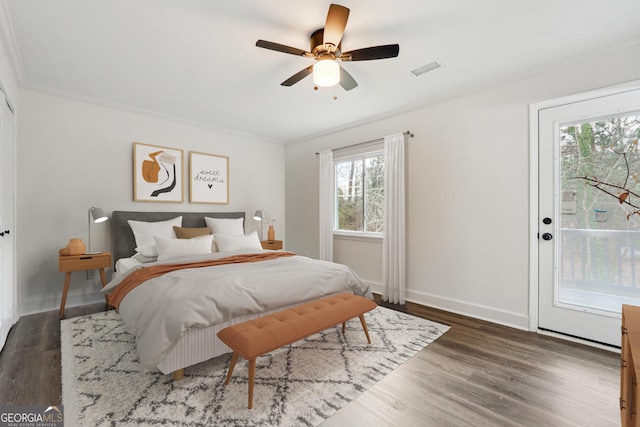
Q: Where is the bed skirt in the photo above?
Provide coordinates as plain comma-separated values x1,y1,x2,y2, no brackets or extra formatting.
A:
155,295,339,374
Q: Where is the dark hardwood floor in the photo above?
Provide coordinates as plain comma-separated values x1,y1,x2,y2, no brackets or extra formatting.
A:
0,298,620,426
0,302,111,406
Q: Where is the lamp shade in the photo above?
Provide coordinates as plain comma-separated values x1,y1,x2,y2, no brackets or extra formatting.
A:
313,59,340,87
253,210,263,221
90,207,108,223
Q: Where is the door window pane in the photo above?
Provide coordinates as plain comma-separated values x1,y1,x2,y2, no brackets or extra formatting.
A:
560,112,640,313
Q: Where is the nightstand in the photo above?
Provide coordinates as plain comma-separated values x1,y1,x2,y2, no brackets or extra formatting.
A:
58,252,112,319
260,240,283,250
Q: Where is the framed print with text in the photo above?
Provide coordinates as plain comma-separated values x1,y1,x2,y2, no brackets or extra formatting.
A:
189,151,229,204
133,142,184,202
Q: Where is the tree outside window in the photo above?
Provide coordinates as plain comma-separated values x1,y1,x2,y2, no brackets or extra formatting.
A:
335,153,384,233
560,113,640,291
561,114,640,229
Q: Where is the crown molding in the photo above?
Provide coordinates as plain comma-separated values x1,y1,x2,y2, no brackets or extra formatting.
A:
0,0,26,86
21,80,283,145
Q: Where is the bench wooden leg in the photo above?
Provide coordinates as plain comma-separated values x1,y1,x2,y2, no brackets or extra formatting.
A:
224,352,239,385
359,314,372,344
342,321,346,334
223,352,256,409
248,358,256,409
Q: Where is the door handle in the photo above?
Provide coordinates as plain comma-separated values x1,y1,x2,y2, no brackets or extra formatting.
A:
542,233,553,241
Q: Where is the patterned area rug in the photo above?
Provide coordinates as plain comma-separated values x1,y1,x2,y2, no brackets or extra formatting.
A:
61,306,449,426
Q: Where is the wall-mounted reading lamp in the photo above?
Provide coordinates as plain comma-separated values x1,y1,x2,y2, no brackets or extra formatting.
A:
88,207,108,254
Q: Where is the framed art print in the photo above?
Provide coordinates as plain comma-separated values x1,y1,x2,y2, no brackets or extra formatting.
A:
189,151,229,204
133,142,184,202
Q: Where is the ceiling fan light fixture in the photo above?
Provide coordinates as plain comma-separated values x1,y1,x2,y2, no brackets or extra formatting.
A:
313,59,340,87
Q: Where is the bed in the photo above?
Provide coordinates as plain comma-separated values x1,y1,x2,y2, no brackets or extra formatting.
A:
103,210,372,379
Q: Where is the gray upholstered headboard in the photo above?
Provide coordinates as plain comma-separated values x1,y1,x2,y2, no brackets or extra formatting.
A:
111,211,245,264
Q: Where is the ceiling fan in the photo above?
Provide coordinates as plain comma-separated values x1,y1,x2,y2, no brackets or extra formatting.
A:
256,3,399,91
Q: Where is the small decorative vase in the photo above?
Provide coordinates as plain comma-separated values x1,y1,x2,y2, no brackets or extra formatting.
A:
267,225,275,241
66,238,86,255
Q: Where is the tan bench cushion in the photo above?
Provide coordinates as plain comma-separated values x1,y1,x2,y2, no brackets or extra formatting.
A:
217,292,377,360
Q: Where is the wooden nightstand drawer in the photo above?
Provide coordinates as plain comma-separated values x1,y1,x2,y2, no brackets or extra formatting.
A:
58,251,112,319
261,240,283,250
59,252,112,272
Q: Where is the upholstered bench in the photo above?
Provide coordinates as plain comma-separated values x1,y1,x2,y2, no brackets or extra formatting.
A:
217,292,378,409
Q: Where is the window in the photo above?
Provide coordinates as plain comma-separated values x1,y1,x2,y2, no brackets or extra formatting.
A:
335,152,384,234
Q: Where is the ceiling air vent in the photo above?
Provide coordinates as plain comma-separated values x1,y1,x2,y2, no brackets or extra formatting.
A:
411,61,442,77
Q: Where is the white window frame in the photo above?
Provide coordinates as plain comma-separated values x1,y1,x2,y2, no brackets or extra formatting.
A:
333,149,384,240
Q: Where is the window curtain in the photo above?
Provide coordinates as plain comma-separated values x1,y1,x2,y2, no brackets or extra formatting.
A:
318,149,334,261
382,133,406,304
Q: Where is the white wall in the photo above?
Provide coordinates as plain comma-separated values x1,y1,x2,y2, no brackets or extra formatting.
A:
285,42,640,330
17,90,285,314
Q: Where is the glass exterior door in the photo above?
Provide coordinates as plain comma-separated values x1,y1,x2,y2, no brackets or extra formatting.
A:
539,88,640,346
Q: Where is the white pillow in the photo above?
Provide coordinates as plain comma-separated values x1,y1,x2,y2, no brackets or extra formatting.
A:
135,242,159,257
204,217,244,236
132,252,157,263
128,216,183,249
214,231,262,252
154,234,214,262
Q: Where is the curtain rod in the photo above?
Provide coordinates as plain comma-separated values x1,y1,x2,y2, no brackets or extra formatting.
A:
315,130,413,155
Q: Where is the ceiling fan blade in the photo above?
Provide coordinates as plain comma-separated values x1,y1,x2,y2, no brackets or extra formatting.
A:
341,44,400,61
339,67,358,91
281,65,314,86
323,4,350,49
256,40,309,57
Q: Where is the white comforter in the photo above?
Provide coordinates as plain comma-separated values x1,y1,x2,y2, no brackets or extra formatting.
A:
102,250,372,369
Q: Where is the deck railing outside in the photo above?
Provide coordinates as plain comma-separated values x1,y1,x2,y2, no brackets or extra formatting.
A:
561,228,640,296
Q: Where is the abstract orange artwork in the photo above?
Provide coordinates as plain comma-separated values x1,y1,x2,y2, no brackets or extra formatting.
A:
133,142,184,202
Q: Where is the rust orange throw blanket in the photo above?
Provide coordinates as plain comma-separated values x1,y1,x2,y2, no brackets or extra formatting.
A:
108,251,296,309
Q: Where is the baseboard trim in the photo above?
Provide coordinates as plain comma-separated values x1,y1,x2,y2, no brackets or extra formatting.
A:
20,293,106,317
366,281,529,331
23,281,530,332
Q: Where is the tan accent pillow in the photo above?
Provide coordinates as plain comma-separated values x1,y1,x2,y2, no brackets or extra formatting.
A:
173,226,211,239
173,226,218,252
